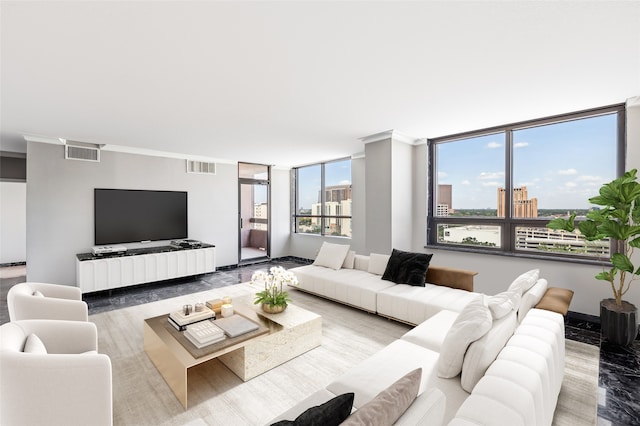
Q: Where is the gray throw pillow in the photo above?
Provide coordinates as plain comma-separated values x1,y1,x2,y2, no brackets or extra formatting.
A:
341,368,422,426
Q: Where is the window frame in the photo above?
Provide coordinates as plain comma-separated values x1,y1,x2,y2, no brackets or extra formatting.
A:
293,157,352,238
427,104,626,263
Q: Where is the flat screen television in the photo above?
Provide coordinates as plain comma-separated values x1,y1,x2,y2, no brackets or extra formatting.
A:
94,189,188,245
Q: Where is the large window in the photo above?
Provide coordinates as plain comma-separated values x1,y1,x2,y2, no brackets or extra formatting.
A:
428,104,624,260
294,158,352,237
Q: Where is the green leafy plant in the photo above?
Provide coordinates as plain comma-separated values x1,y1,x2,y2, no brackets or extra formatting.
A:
251,266,298,306
547,169,640,305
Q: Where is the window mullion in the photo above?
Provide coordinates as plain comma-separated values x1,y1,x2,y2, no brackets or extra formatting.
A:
320,163,326,235
504,129,513,252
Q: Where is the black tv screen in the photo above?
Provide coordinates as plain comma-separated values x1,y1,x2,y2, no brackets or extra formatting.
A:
94,189,188,245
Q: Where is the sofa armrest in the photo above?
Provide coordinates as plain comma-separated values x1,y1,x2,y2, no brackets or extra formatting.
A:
31,282,83,300
426,266,477,292
12,294,89,321
14,320,98,353
1,351,112,426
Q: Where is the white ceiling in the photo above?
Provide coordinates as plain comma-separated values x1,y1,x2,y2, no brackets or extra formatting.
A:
2,1,639,168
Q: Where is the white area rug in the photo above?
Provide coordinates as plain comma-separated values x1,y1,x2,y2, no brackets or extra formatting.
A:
90,283,599,426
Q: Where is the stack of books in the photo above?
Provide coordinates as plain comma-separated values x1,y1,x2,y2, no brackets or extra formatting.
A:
205,299,223,315
184,320,226,348
168,307,215,331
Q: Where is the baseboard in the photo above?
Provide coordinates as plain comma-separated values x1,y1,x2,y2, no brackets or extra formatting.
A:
0,261,26,268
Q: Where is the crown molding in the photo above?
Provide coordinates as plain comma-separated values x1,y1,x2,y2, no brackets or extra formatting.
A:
23,134,236,165
359,129,420,145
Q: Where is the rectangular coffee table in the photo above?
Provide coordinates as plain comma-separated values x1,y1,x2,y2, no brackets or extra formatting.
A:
144,300,322,409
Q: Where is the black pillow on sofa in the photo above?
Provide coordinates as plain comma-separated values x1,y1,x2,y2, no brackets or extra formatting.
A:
382,249,433,286
271,392,354,426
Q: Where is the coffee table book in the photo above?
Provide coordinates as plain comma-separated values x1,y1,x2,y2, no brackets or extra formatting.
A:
168,307,215,331
184,321,225,348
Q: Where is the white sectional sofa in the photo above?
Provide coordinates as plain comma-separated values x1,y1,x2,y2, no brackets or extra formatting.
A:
290,251,481,325
272,244,562,425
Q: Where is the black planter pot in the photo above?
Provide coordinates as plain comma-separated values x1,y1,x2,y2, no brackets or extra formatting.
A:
600,299,639,346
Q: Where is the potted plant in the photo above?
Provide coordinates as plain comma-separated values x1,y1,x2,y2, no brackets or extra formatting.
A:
547,169,639,346
250,266,298,314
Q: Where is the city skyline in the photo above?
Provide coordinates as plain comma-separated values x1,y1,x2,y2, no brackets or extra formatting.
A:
436,112,618,210
297,159,352,210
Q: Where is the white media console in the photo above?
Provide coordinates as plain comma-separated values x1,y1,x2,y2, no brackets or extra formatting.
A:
76,244,215,293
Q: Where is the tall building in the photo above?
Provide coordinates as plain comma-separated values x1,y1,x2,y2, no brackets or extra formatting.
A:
253,202,268,230
497,186,538,218
321,184,352,203
437,184,452,213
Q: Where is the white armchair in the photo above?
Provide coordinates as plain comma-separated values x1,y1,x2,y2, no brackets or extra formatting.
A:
0,320,112,426
7,282,88,321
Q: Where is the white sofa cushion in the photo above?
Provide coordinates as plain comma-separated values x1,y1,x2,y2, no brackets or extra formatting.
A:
377,284,481,325
313,242,351,270
401,309,459,352
327,339,439,409
394,388,445,426
354,255,369,271
291,265,395,312
507,269,539,295
368,253,390,275
23,333,47,354
342,250,356,269
518,278,548,323
460,310,517,392
438,299,492,378
487,290,521,319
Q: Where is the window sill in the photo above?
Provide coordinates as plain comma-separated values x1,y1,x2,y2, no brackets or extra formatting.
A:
424,243,613,267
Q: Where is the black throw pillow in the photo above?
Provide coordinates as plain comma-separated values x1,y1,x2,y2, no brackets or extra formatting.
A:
271,392,355,426
382,249,433,286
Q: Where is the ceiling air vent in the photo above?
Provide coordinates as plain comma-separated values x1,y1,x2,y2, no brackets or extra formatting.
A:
64,143,100,162
187,160,216,175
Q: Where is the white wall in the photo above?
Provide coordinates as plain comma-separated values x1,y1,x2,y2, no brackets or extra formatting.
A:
365,139,392,253
391,139,413,251
270,168,291,258
26,142,242,285
0,181,26,263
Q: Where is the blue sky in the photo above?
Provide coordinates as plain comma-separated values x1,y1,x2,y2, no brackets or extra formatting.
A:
437,113,618,210
297,159,352,210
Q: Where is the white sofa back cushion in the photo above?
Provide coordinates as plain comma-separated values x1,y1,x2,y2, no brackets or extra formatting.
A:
313,242,351,270
438,299,492,378
368,253,390,275
342,250,356,269
354,255,369,271
507,269,539,295
518,278,548,323
487,290,521,320
460,310,518,392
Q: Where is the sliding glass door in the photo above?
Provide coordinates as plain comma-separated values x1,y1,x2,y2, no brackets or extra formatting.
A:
238,163,270,263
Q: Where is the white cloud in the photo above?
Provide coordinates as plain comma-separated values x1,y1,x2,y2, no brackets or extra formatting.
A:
486,142,502,149
478,171,504,180
565,182,578,188
482,181,501,187
576,175,602,182
514,142,529,148
461,179,471,185
438,171,448,179
558,168,578,176
339,180,351,185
